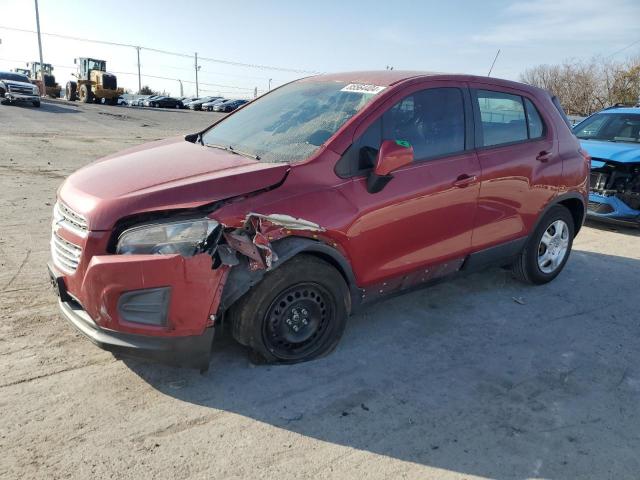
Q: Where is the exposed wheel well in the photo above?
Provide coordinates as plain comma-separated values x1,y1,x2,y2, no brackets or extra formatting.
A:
558,198,585,234
302,250,352,289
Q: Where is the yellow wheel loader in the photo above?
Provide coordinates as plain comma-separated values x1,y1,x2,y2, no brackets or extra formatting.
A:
65,58,123,105
29,62,60,98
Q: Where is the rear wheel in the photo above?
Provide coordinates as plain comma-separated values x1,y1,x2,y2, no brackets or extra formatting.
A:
512,205,574,284
79,84,93,103
231,255,349,364
64,81,77,101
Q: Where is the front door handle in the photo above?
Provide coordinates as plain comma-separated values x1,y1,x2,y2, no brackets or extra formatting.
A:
453,174,477,188
536,150,552,163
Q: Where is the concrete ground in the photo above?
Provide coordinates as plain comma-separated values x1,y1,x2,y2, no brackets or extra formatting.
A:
1,99,639,480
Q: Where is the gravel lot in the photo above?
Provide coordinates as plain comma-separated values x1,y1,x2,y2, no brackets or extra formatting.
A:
1,99,639,480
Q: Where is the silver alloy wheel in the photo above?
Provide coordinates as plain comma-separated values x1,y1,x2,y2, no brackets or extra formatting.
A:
537,219,570,274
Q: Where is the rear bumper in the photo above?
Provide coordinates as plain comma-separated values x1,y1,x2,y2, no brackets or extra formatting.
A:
4,92,39,102
58,295,215,370
587,192,640,226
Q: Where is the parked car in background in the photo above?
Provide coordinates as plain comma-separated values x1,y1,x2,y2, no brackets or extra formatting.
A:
49,72,588,370
187,96,221,111
178,97,198,108
0,71,41,107
202,98,228,111
212,99,249,112
142,95,163,107
573,105,640,226
148,96,183,108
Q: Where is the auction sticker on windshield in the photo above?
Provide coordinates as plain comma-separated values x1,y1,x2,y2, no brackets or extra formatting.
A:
340,83,386,95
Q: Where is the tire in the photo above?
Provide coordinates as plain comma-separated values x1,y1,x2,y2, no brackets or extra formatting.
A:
65,81,77,101
231,255,350,364
512,205,574,284
32,101,40,108
79,84,93,103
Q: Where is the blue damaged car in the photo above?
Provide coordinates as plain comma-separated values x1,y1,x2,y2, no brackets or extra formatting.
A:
573,105,640,226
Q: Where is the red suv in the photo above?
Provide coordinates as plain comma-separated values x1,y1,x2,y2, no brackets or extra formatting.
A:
49,71,589,370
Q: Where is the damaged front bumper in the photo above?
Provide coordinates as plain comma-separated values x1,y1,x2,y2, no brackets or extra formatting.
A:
587,192,640,225
56,290,215,369
49,245,228,370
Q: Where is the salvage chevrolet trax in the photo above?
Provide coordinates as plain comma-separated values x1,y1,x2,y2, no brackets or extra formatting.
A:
49,71,589,370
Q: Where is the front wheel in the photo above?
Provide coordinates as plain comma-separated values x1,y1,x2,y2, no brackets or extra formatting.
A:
231,255,349,364
32,101,41,108
512,205,574,284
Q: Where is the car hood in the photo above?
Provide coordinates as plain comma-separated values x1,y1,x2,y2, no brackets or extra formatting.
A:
59,136,289,230
579,139,640,167
1,79,34,89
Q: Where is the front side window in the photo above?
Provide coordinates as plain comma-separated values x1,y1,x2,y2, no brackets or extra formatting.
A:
476,90,527,146
87,60,106,72
574,113,640,144
336,87,466,177
383,88,465,161
201,81,382,164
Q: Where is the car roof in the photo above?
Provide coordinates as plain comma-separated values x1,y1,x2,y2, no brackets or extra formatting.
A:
299,70,546,93
599,107,640,115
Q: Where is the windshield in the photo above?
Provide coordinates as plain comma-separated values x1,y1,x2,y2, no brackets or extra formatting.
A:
201,80,382,163
574,113,640,143
0,72,30,82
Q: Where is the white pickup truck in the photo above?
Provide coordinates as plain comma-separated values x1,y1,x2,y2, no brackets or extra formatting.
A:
0,71,41,107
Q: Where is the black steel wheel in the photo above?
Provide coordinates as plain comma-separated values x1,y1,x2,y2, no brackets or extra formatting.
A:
262,282,335,360
231,254,349,364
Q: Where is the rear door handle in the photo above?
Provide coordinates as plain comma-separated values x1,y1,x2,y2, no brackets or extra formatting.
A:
453,174,477,188
536,151,552,163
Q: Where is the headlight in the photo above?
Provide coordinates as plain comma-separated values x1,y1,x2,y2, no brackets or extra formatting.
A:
116,218,219,255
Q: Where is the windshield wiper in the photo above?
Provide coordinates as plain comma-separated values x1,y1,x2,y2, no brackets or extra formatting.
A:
228,145,261,161
204,143,260,160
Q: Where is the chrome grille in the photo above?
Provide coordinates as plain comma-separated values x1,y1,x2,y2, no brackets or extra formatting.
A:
7,83,34,94
53,202,88,237
51,231,82,274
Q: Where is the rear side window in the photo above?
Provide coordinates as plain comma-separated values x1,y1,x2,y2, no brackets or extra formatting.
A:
476,90,527,146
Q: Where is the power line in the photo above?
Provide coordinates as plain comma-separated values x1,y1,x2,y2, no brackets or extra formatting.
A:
1,58,263,92
0,25,320,74
607,38,640,58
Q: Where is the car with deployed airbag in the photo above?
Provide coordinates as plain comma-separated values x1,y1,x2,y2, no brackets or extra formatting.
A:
49,71,588,370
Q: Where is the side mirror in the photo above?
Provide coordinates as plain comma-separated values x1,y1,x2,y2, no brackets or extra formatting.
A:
367,139,414,193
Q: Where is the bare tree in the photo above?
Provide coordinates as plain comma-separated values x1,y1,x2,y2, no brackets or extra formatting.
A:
520,56,640,116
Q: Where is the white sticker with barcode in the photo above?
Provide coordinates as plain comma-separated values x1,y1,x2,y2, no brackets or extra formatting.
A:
340,83,386,95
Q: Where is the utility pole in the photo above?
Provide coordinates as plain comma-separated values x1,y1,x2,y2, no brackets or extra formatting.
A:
268,78,272,91
136,47,141,94
194,52,199,97
34,0,44,92
178,79,183,97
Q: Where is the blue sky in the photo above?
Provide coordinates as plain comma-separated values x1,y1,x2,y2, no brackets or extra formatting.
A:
0,0,638,97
